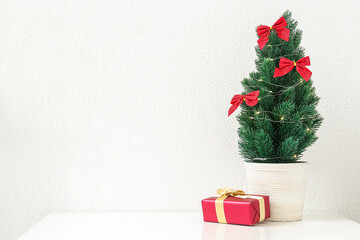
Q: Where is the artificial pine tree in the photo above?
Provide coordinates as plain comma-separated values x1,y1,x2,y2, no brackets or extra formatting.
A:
229,11,323,163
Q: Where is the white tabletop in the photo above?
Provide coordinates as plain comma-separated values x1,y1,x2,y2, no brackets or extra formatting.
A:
19,212,360,240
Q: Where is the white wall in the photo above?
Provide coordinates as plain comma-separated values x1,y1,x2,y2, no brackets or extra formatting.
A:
1,0,359,239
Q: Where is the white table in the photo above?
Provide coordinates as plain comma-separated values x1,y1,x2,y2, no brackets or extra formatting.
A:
19,213,360,240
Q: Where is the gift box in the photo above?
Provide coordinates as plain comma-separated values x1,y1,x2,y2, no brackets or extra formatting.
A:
201,188,270,226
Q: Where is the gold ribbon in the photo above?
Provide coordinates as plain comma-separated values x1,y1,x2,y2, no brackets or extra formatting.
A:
215,188,265,224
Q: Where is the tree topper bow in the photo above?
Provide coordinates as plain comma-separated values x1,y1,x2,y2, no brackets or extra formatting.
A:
257,16,290,50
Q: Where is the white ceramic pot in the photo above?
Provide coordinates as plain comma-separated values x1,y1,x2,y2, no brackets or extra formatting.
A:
244,162,310,221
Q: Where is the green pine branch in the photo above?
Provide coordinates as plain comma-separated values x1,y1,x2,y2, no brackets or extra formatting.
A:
238,10,323,163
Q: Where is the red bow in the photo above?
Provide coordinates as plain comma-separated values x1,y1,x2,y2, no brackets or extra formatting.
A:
257,17,290,50
273,56,312,81
228,91,259,117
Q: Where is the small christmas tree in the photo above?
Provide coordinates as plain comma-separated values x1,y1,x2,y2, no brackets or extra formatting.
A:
229,11,323,163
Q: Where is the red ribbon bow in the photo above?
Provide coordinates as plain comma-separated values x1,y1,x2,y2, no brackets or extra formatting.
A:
257,17,290,50
273,56,312,81
228,91,259,117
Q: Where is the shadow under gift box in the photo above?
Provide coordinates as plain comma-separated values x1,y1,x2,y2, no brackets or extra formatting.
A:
201,195,270,226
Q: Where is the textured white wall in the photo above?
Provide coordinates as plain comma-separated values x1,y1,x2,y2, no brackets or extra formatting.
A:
1,0,359,239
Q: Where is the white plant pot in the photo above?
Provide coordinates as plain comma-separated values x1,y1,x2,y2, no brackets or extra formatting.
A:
244,162,310,221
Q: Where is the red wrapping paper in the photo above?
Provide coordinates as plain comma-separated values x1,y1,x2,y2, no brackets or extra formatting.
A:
201,195,270,226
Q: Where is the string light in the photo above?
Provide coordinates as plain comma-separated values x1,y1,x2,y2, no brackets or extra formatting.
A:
243,109,314,132
247,116,312,133
270,53,301,61
265,41,286,47
255,78,288,89
237,52,315,155
239,53,312,162
250,154,303,161
248,117,284,123
244,109,317,121
247,79,304,101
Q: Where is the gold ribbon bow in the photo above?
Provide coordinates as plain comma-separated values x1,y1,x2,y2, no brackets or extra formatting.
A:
217,188,245,198
215,188,265,224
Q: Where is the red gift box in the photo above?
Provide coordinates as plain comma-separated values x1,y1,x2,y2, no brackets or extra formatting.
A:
201,188,270,226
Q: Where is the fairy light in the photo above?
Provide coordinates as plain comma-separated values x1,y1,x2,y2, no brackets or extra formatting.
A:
251,154,303,161
271,53,301,61
235,53,315,135
264,41,286,48
234,53,315,162
244,109,317,133
247,109,318,121
255,78,288,89
248,115,316,130
249,75,306,98
246,80,304,101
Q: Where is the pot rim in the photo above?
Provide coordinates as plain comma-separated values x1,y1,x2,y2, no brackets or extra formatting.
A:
244,161,310,170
